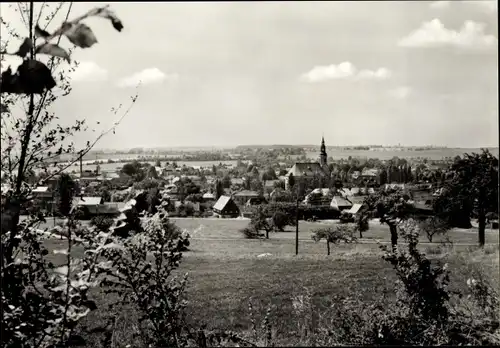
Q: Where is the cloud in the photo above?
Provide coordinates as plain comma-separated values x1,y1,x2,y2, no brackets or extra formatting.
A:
429,1,451,9
430,1,496,12
398,19,497,49
462,0,497,12
300,62,391,83
389,86,411,99
117,68,178,88
69,61,108,82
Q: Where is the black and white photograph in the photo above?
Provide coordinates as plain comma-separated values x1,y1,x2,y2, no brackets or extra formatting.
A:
1,1,498,346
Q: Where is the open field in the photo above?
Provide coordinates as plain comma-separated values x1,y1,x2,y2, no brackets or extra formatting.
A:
39,217,499,346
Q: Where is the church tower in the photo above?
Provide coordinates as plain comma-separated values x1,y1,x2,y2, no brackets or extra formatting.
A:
319,136,327,167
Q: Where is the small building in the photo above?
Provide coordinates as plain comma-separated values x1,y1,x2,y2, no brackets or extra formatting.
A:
202,192,215,202
330,196,353,211
233,190,260,206
213,195,240,218
32,186,52,199
72,196,104,215
230,178,245,186
245,197,267,207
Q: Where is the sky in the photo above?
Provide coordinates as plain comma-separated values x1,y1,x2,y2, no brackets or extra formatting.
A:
0,1,498,149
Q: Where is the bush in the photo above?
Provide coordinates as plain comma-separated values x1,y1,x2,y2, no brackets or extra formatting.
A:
90,216,114,231
272,211,291,231
240,226,263,239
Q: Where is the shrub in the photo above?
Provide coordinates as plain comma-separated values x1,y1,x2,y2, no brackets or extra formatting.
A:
272,211,291,231
240,226,263,239
90,216,114,231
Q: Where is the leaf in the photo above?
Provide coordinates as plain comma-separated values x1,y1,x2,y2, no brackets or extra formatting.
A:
35,24,52,39
65,23,98,48
15,38,33,57
0,102,9,113
89,7,124,32
17,59,56,94
35,43,71,62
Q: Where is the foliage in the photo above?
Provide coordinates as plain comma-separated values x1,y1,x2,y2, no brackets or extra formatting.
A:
272,211,291,232
98,209,191,347
1,216,123,347
418,216,450,243
311,225,357,255
370,218,500,345
434,150,498,246
90,215,114,231
55,173,77,216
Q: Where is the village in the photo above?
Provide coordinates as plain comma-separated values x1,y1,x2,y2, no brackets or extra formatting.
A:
12,137,497,236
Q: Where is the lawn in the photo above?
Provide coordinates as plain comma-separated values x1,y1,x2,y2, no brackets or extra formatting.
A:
38,217,499,346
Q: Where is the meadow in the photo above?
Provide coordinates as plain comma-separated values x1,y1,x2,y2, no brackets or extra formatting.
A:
40,217,499,346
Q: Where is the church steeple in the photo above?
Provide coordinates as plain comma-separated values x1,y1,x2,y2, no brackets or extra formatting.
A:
319,135,327,167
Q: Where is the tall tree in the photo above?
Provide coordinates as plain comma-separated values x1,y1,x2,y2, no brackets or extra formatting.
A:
434,150,498,247
55,173,76,216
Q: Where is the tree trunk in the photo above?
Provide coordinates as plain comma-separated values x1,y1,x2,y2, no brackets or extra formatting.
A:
389,223,398,250
266,229,269,239
478,209,486,247
327,241,330,256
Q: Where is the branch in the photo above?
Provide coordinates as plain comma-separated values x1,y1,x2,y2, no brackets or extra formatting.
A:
38,93,139,185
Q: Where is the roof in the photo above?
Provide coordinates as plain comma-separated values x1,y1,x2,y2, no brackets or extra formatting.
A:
231,178,245,185
330,196,353,210
347,204,363,215
73,197,103,206
33,186,49,193
264,180,279,188
233,190,259,197
361,168,379,177
202,192,215,199
287,162,327,177
213,195,232,211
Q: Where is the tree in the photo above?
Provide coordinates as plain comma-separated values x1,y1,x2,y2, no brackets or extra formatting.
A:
288,173,295,191
55,173,76,216
361,188,415,249
215,179,224,200
155,159,161,167
311,225,357,255
272,211,291,231
1,3,135,347
147,165,159,179
262,167,277,181
221,175,232,188
418,216,449,243
434,150,498,247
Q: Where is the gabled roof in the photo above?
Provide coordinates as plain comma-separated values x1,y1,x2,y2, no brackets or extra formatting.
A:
330,196,353,210
73,197,103,206
233,190,259,197
202,192,215,199
287,162,327,177
231,178,245,185
213,195,233,211
33,186,50,193
361,168,379,177
347,204,363,215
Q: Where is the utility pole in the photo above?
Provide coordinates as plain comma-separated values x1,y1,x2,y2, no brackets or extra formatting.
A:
295,183,299,255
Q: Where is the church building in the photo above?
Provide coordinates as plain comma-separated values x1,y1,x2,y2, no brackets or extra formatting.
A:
285,137,331,190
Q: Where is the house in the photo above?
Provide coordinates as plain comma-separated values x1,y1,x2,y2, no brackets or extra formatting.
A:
202,192,215,202
213,195,240,218
330,196,353,211
230,178,245,186
32,186,52,199
361,168,379,179
245,197,267,207
71,196,104,216
233,190,260,206
263,180,280,189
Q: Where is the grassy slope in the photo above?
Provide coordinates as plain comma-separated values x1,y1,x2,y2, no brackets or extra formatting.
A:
40,218,498,346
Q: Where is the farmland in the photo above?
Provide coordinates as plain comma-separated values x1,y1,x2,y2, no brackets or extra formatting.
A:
41,217,499,346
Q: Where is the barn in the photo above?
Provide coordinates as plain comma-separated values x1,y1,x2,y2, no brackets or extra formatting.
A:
213,195,240,218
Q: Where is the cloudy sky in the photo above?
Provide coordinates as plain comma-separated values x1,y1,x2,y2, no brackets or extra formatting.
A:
1,1,498,149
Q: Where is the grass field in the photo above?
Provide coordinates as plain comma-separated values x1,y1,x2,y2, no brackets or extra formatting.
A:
39,217,499,346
